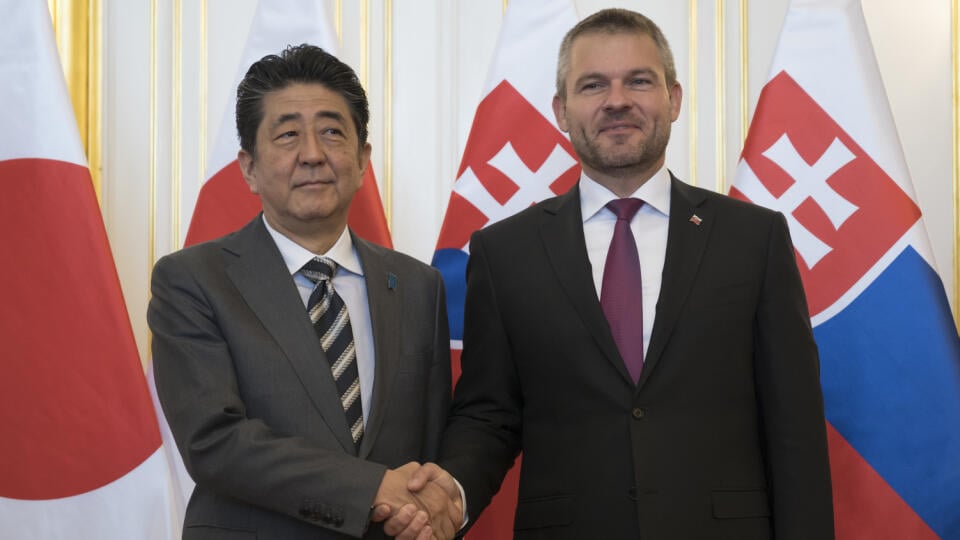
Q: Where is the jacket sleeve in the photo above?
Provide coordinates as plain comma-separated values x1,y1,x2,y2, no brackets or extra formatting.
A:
754,213,835,539
438,232,524,525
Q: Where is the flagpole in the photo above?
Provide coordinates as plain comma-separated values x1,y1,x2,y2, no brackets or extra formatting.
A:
384,0,394,230
689,0,699,187
740,0,749,148
953,0,960,327
715,0,726,194
172,0,183,249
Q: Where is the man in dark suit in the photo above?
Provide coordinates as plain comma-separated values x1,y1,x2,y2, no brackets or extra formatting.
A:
149,44,461,540
391,8,834,540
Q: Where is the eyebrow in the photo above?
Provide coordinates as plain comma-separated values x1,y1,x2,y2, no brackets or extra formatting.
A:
270,110,346,129
574,67,660,86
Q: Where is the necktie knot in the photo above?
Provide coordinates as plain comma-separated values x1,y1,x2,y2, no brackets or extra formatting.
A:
606,198,644,221
301,256,336,284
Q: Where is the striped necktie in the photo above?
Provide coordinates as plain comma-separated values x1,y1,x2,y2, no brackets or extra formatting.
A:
302,257,363,446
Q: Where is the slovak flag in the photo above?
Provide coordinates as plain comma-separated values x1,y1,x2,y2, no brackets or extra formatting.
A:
431,0,579,537
0,2,177,538
184,0,391,248
730,0,960,538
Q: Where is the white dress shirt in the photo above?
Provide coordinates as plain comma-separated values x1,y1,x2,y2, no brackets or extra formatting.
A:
263,217,375,426
580,166,672,358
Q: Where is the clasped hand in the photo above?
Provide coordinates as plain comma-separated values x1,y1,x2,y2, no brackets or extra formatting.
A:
371,462,463,540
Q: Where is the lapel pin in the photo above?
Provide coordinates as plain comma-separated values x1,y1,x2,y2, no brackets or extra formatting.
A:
387,273,398,290
689,214,702,226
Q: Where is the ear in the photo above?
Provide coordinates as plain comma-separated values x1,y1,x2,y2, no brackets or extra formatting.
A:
668,82,683,122
552,94,569,132
237,149,258,194
358,143,372,185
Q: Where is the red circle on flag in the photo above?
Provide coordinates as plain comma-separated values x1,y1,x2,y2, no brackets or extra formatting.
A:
0,159,160,499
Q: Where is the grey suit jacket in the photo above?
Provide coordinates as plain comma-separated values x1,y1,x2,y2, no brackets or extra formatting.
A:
149,216,450,540
441,177,833,539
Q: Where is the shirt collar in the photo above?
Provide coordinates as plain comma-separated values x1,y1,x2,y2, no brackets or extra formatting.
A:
261,215,364,277
579,165,672,222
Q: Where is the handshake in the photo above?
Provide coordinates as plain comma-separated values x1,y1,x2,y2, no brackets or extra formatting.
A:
371,462,464,540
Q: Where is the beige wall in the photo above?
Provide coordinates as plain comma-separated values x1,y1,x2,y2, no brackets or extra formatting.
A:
87,0,955,363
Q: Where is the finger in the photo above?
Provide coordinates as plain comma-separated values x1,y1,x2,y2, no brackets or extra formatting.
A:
446,499,464,529
382,504,418,536
394,511,430,540
433,516,455,540
416,524,433,540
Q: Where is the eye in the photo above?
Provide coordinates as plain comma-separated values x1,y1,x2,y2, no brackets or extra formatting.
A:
276,130,298,140
579,81,605,93
322,127,344,137
629,76,653,88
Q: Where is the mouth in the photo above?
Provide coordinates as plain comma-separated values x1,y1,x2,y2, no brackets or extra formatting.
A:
598,122,641,134
293,178,334,189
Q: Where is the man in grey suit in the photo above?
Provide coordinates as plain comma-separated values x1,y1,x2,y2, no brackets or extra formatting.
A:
149,44,461,540
391,8,833,540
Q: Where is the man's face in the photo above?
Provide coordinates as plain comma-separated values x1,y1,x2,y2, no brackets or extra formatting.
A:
553,31,681,184
238,82,371,238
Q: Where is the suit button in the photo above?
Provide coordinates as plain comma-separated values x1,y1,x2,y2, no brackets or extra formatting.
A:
632,407,645,419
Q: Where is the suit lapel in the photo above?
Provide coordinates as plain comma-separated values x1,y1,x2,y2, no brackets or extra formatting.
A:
539,187,635,386
222,217,356,453
352,236,401,458
640,177,712,388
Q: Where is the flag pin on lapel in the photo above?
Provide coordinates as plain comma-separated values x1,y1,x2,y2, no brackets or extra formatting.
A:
387,273,398,290
689,214,703,226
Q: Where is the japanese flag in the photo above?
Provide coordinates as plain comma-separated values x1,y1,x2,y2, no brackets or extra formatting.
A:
0,2,178,538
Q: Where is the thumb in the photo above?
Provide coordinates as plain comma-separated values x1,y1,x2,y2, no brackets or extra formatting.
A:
407,462,440,492
369,503,392,523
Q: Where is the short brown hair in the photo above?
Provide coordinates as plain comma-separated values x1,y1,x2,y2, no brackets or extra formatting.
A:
556,8,677,99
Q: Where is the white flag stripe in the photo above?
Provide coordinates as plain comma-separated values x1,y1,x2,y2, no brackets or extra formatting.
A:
0,2,85,165
0,451,176,540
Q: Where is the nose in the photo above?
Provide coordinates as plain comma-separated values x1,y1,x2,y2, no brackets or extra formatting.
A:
604,81,630,111
299,132,326,166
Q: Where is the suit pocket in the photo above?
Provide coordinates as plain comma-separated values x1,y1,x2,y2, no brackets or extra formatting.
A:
712,489,770,519
514,494,575,530
183,524,257,539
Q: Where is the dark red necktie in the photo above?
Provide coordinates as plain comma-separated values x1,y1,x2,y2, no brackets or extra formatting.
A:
600,198,645,383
